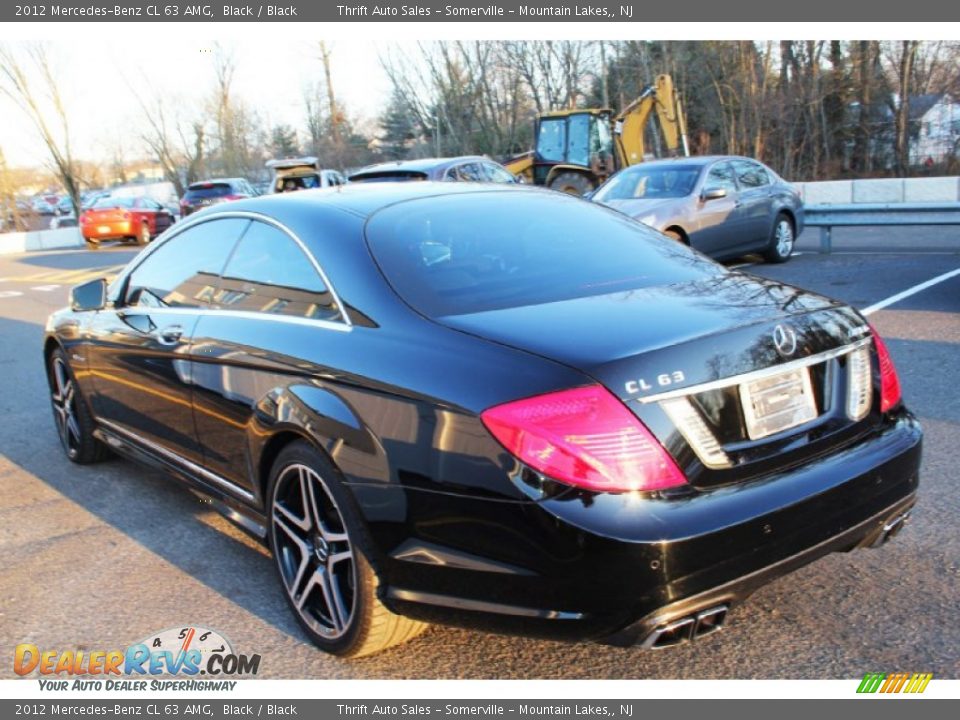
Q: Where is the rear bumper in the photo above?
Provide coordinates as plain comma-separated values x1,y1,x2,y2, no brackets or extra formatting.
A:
603,491,915,647
379,411,922,644
82,221,132,240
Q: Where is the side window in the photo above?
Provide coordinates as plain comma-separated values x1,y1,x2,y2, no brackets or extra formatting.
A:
705,162,737,193
215,221,343,322
566,114,591,167
536,118,566,163
733,160,770,188
483,163,516,184
124,218,249,308
456,163,484,182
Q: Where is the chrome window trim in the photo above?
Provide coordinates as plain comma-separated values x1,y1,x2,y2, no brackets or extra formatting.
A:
98,418,255,503
117,306,351,333
116,210,353,329
635,337,873,405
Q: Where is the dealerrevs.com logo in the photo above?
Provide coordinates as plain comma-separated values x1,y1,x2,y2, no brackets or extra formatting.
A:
14,626,261,691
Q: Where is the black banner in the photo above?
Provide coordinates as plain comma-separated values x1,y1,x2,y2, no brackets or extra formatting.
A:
2,0,957,22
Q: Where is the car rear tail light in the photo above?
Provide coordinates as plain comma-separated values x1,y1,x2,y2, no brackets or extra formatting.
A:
224,194,247,201
122,212,130,219
846,345,872,421
480,385,687,493
869,324,902,413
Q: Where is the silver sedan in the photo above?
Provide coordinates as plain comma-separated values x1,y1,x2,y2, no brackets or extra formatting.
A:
590,156,804,263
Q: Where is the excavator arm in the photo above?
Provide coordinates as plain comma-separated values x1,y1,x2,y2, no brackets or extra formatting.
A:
614,74,689,167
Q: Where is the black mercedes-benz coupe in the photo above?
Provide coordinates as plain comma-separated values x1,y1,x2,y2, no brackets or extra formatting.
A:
44,183,921,658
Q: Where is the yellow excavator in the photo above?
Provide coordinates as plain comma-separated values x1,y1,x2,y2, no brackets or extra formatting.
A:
504,74,689,195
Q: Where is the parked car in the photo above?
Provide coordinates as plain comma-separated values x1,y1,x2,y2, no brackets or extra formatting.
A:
180,179,258,217
50,214,78,230
267,157,346,193
591,156,804,263
82,191,112,210
348,156,518,184
79,195,175,247
32,197,57,215
55,195,76,216
46,183,919,658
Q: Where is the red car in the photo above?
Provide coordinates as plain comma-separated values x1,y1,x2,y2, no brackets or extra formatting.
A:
80,196,175,247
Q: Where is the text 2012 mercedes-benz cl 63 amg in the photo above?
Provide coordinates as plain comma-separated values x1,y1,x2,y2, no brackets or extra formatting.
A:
44,183,921,657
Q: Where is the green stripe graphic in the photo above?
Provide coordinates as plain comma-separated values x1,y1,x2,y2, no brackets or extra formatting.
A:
857,672,886,693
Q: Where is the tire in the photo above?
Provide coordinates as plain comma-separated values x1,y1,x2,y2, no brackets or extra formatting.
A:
763,213,794,263
548,171,595,197
267,441,428,657
663,229,686,244
136,222,151,246
85,239,100,250
47,347,110,464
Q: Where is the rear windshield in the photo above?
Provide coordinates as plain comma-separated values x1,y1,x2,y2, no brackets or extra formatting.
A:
349,171,428,183
92,196,136,209
185,183,233,199
366,191,721,317
594,165,702,202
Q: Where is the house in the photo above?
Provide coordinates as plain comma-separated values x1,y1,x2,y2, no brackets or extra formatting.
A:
909,93,959,166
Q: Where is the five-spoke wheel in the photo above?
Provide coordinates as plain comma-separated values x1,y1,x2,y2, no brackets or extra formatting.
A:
272,462,356,639
47,347,108,464
765,213,794,263
267,441,428,657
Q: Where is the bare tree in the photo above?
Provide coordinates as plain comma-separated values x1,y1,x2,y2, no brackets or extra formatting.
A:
0,44,83,215
135,94,206,196
886,41,920,175
0,146,26,232
207,44,264,177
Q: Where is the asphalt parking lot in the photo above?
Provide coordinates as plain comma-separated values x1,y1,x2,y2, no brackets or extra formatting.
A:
1,227,958,679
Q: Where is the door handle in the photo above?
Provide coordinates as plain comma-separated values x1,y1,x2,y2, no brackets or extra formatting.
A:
155,324,184,346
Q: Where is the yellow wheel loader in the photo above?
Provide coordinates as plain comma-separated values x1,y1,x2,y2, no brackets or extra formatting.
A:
504,74,689,196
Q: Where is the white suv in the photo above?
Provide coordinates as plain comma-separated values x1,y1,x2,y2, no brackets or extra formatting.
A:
267,157,347,193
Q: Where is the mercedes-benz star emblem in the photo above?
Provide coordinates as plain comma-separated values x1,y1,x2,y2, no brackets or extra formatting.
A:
773,324,798,357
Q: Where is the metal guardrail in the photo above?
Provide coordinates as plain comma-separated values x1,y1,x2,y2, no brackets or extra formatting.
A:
804,202,960,253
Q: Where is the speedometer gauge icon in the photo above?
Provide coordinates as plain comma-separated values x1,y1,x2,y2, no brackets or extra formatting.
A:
137,626,233,672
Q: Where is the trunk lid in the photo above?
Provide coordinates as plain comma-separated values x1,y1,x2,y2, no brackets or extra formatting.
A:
84,207,129,223
441,272,877,488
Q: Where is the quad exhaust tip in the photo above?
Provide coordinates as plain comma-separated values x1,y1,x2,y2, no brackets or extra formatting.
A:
870,510,912,548
641,604,728,649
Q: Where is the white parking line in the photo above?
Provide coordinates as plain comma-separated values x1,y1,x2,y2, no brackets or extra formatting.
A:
31,285,61,292
830,251,960,256
0,290,24,298
861,266,960,316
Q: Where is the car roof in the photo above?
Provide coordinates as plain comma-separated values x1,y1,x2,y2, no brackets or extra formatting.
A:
188,178,248,187
633,155,766,168
350,156,491,176
210,181,550,219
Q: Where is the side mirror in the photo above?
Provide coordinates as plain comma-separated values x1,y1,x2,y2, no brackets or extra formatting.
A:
701,187,728,201
70,278,107,312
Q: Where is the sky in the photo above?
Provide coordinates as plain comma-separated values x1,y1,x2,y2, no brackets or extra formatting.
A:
2,22,951,171
0,33,397,168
